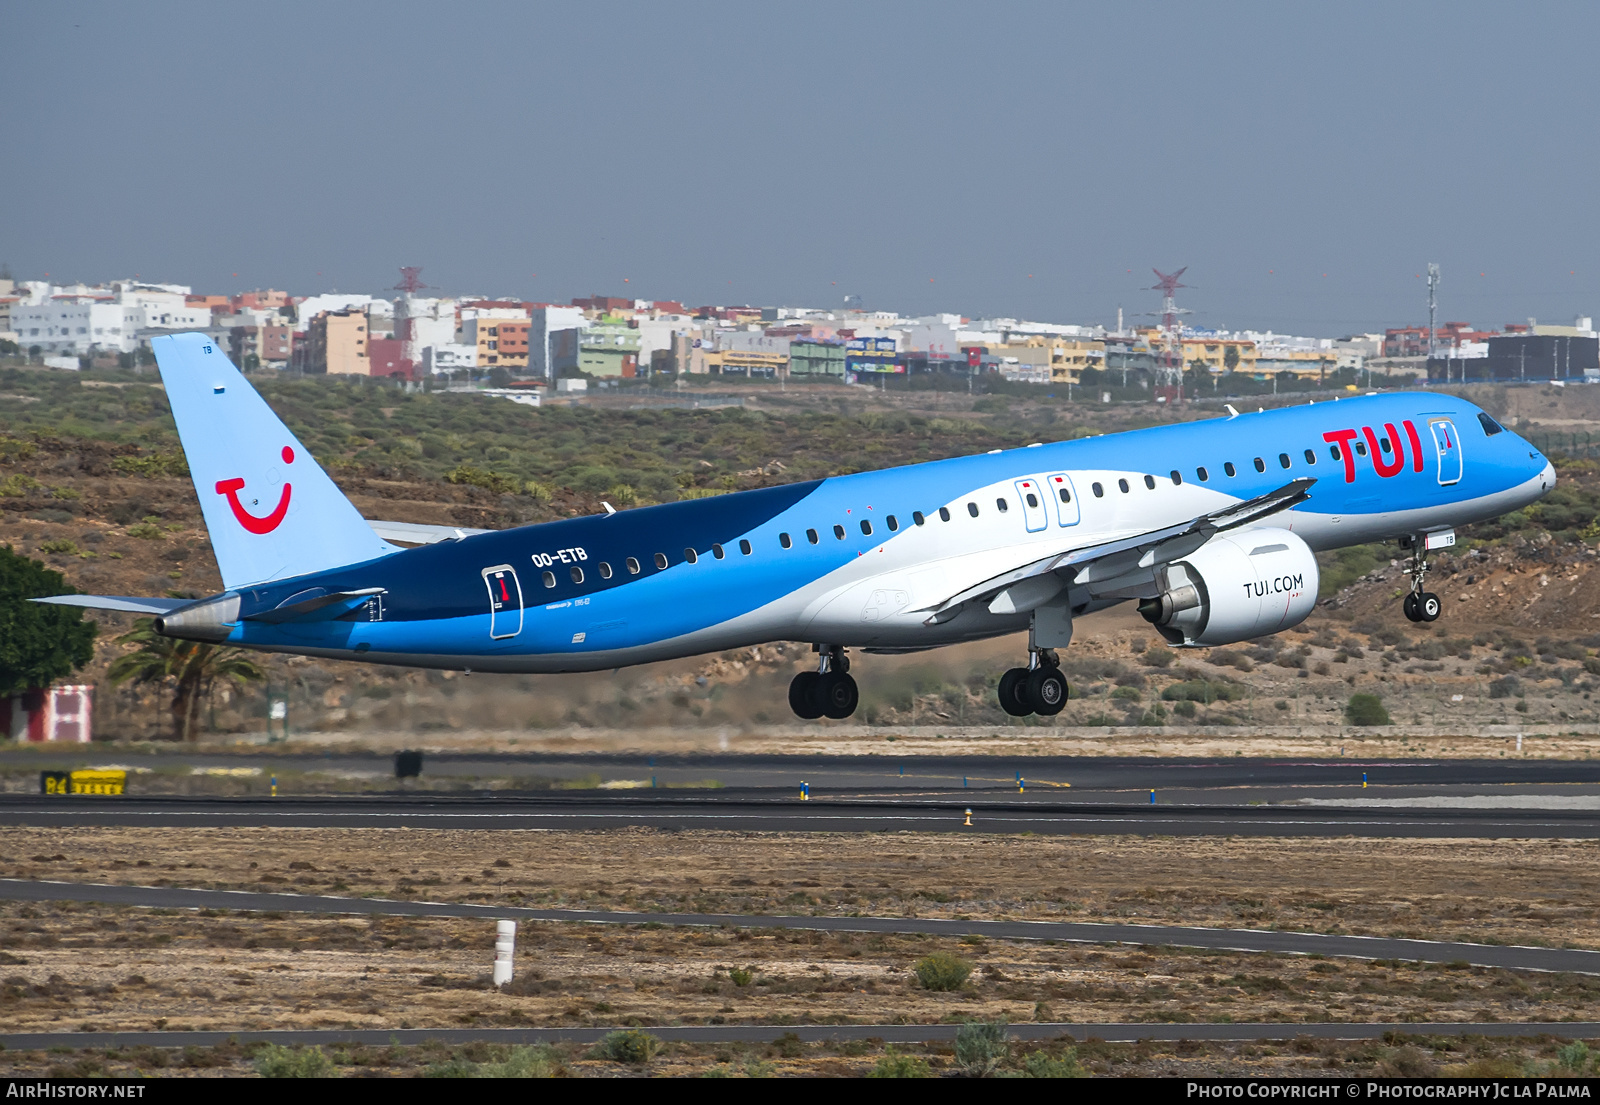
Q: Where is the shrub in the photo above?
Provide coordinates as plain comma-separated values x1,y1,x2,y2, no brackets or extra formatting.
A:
1557,1041,1590,1073
37,539,79,556
954,1020,1009,1077
0,474,41,497
254,1044,338,1078
444,464,521,495
728,966,753,987
1172,700,1197,718
1161,680,1242,703
912,951,972,991
1141,647,1175,668
1345,694,1391,726
594,1030,661,1064
1489,675,1521,699
1017,1049,1086,1078
867,1047,933,1078
111,452,188,478
125,522,163,540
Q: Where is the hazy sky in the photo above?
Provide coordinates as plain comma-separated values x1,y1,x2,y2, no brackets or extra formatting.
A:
5,1,1599,335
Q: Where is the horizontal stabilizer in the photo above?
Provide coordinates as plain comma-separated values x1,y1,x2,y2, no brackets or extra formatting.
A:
31,595,191,616
366,520,492,545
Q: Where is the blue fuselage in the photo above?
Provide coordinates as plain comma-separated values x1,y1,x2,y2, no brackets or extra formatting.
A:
220,392,1552,672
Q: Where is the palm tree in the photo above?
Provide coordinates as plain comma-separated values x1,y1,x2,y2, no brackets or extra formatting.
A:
108,620,265,741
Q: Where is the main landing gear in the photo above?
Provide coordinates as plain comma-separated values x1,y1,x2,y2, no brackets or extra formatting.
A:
789,646,859,720
1400,536,1442,624
998,649,1068,717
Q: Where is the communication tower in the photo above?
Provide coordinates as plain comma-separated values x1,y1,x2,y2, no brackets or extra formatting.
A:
1147,267,1191,404
394,267,428,296
1426,263,1440,359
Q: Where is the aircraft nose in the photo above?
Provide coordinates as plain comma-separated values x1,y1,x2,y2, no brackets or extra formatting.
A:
1535,454,1555,492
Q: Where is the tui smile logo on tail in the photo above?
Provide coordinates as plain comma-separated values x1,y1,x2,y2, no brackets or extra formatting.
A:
215,446,295,534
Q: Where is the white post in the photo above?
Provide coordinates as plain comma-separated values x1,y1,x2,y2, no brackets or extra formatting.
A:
493,919,516,987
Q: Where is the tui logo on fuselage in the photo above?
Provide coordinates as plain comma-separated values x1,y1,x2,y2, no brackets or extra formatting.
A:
1322,422,1427,483
215,446,295,534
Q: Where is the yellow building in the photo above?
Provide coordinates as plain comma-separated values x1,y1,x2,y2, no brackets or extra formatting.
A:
986,338,1105,384
1254,350,1338,378
1181,338,1257,375
297,308,369,375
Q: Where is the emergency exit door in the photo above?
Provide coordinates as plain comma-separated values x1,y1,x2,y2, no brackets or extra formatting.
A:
1430,419,1462,485
482,564,523,639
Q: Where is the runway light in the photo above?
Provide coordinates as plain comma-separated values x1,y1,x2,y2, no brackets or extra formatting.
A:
964,808,973,826
1149,789,1155,805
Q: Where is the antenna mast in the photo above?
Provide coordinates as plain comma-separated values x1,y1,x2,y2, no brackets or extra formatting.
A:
1426,262,1439,360
1147,267,1191,405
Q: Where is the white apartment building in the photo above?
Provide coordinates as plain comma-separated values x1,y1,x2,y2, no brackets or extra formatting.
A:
395,297,458,371
529,305,588,379
294,294,381,332
10,299,130,355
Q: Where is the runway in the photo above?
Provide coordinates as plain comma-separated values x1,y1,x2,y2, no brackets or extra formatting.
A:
4,1021,1596,1051
7,878,1599,975
3,790,1599,837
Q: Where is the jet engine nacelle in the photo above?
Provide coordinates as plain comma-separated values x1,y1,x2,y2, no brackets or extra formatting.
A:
1138,527,1319,647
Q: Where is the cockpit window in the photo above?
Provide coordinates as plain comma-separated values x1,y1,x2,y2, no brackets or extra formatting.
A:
1478,412,1504,436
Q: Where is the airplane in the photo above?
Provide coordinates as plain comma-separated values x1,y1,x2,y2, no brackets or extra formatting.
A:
38,332,1555,721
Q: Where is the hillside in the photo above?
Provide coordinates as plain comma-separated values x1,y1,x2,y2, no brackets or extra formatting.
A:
4,361,1600,741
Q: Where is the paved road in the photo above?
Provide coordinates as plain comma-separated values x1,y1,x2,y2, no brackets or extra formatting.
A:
2,1022,1596,1051
8,750,1600,795
7,878,1598,975
3,791,1598,837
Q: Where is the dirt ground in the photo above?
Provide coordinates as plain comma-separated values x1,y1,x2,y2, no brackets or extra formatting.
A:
3,827,1600,1047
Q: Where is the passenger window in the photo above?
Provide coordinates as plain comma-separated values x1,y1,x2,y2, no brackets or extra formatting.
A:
1170,471,1181,485
1092,482,1104,497
654,552,668,570
712,543,725,559
1224,462,1237,477
886,515,899,531
1025,493,1039,508
912,511,925,525
1479,412,1504,436
1117,478,1129,493
1355,441,1367,456
1304,449,1317,464
861,519,874,535
1329,445,1341,460
939,507,951,521
1279,453,1291,468
683,548,698,565
626,557,640,575
740,539,752,555
780,532,793,548
542,571,556,588
967,502,979,517
598,562,613,579
1058,487,1071,503
833,524,846,539
1379,436,1392,454
995,498,1008,513
806,528,819,544
1143,474,1156,490
1253,457,1265,472
569,565,584,584
1197,467,1208,481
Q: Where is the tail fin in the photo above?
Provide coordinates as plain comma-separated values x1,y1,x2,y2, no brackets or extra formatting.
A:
152,332,396,589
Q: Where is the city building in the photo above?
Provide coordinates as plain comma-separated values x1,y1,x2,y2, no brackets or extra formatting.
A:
578,323,641,377
294,308,370,374
789,339,846,379
1181,337,1257,376
529,305,588,379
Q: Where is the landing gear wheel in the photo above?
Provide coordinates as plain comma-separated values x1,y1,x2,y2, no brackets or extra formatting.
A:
818,672,859,719
788,672,823,719
999,667,1033,717
1026,667,1069,716
1418,592,1442,622
1402,593,1422,623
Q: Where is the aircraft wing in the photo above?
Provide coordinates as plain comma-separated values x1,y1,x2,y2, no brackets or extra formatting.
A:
923,477,1315,619
366,520,493,545
31,595,193,615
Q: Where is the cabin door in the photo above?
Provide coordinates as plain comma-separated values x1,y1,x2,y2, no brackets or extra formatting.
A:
482,564,524,639
1430,419,1463,486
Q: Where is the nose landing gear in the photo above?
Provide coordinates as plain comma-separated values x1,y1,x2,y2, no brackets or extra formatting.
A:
1400,535,1443,624
788,646,858,720
999,649,1068,717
